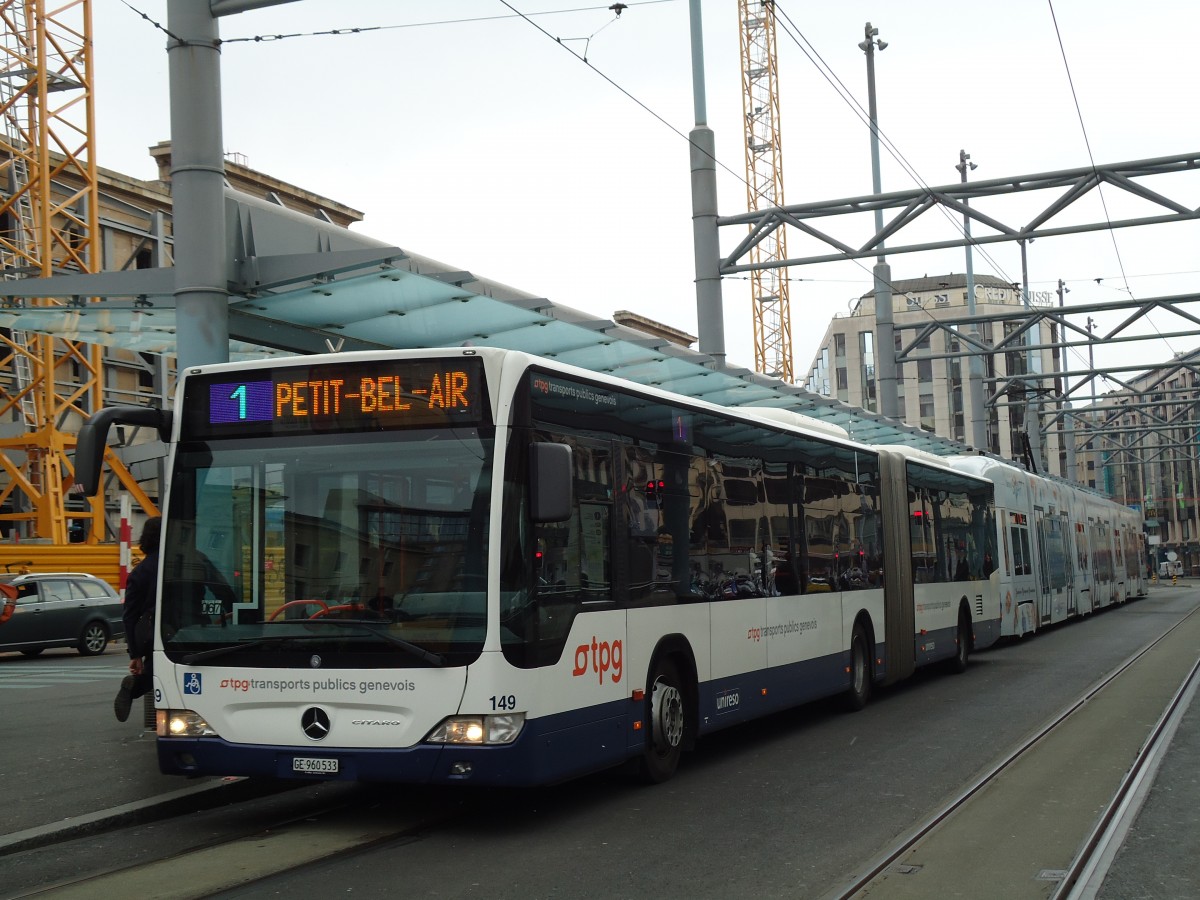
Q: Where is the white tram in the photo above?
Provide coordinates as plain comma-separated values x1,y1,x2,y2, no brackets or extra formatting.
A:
947,456,1147,638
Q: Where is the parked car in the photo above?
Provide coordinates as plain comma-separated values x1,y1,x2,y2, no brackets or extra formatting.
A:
0,572,124,656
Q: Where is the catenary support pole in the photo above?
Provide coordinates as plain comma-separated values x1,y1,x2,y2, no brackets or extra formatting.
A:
1020,239,1043,469
167,0,228,369
862,23,896,419
957,150,988,451
689,0,725,368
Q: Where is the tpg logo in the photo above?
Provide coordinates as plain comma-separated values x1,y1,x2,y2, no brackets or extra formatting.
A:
572,636,623,684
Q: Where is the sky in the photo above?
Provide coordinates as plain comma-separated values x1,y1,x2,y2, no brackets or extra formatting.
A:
92,0,1200,393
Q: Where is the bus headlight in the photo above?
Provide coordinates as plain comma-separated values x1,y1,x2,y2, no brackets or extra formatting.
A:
426,713,525,745
157,709,219,738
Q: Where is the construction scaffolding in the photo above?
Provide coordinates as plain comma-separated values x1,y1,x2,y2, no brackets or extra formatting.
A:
0,0,152,543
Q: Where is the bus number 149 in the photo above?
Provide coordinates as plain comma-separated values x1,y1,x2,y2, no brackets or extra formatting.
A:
490,694,517,711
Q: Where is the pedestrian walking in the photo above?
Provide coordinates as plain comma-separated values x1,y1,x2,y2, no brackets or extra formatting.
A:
114,517,161,722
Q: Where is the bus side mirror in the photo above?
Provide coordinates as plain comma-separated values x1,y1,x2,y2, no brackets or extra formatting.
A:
74,406,173,496
530,442,572,523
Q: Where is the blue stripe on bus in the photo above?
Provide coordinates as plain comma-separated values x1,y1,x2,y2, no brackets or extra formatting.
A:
156,704,633,787
155,635,976,786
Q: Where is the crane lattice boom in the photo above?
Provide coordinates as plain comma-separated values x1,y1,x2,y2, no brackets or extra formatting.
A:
738,0,793,382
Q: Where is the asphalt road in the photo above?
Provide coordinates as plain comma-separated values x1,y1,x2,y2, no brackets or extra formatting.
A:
2,587,1197,899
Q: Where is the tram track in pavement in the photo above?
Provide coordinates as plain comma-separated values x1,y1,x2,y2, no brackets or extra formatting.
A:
6,599,1196,899
827,601,1200,900
5,799,445,899
0,780,468,899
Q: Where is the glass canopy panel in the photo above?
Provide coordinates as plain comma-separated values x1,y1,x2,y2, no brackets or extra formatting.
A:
7,266,972,456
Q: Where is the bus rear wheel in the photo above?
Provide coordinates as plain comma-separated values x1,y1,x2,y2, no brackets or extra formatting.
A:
639,658,686,783
951,609,971,674
844,625,871,712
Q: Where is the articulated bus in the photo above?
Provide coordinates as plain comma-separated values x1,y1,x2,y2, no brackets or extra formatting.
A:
77,347,1007,785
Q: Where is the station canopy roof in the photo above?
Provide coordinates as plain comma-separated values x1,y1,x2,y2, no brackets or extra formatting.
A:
0,203,971,457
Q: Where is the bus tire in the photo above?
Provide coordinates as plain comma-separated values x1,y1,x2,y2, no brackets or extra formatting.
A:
844,624,871,712
639,657,686,784
951,608,971,674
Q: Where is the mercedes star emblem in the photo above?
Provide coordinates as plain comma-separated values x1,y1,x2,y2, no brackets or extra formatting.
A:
301,707,331,741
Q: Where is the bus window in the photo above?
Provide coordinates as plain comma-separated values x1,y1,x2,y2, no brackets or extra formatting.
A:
626,444,698,603
535,436,613,606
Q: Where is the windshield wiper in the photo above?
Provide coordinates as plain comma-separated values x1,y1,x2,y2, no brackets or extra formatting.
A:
180,624,447,667
181,635,315,665
310,619,447,667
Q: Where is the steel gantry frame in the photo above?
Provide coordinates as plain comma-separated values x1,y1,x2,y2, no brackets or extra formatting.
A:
718,152,1200,271
717,150,1200,462
738,0,793,382
892,291,1200,409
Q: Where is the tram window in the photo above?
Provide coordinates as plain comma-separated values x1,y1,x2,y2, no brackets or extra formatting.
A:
1002,523,1013,576
1040,516,1070,590
1009,526,1029,576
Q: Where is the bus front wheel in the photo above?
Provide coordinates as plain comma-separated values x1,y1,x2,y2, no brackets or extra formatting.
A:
844,625,871,711
639,657,686,783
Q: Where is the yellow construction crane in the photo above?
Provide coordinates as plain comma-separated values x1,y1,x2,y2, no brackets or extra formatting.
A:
0,0,153,544
738,0,793,382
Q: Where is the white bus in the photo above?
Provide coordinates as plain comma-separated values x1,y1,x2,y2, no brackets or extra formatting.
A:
78,348,1001,785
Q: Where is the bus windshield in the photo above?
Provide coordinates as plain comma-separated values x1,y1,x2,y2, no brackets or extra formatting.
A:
160,427,493,668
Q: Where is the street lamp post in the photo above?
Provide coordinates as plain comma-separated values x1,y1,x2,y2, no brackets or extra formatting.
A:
860,23,897,419
1058,278,1076,480
956,150,988,450
1018,239,1044,470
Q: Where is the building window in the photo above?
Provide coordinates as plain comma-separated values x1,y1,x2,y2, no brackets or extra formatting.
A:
834,333,846,359
917,358,933,383
919,395,936,432
859,331,876,412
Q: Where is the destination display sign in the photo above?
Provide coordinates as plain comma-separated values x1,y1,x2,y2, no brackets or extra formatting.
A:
183,357,486,439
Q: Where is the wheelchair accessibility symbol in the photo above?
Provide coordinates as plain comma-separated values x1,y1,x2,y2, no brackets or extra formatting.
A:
184,672,202,695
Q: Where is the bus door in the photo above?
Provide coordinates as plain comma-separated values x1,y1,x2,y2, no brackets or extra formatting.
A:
1089,519,1113,607
1004,511,1036,635
1036,510,1072,624
1063,517,1078,616
1033,507,1052,626
1113,527,1126,600
1073,521,1092,614
1136,532,1149,596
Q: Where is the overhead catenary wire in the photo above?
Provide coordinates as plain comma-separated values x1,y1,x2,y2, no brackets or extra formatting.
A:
770,1,1132,392
1046,0,1177,366
123,0,1056,397
116,0,1174,401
